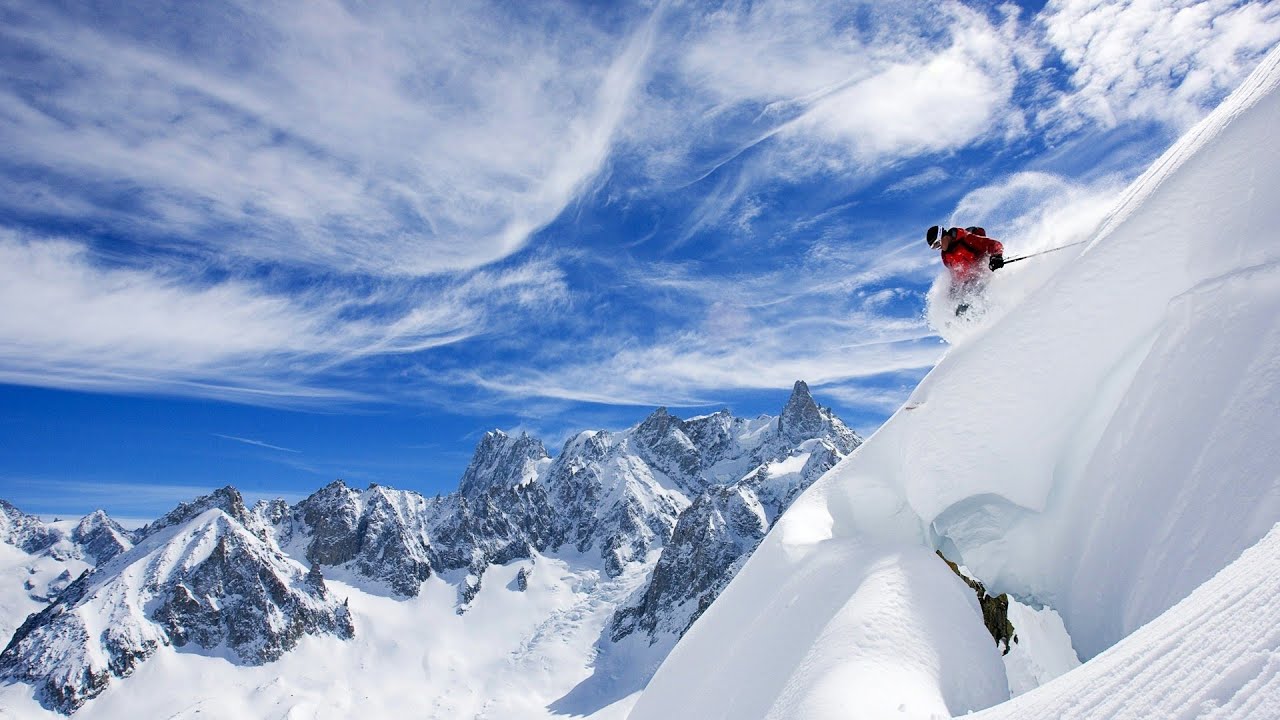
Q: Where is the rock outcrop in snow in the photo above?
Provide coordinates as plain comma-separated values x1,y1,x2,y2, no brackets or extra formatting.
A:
0,501,60,555
68,511,132,565
612,434,850,646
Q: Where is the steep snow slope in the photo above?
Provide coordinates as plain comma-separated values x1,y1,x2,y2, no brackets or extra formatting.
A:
631,44,1280,720
972,523,1280,720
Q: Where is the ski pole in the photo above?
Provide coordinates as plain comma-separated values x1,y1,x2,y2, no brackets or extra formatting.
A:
998,239,1090,266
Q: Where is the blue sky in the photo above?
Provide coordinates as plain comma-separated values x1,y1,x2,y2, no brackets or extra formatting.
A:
1,0,1278,524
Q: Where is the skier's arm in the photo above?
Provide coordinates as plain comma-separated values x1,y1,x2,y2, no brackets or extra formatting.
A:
961,230,1003,256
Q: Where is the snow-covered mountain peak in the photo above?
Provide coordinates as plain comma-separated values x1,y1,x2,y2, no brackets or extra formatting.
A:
0,499,58,555
0,501,354,714
458,429,550,497
140,485,252,539
69,510,132,565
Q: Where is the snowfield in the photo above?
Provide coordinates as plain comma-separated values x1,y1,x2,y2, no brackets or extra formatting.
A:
631,42,1280,720
0,551,648,719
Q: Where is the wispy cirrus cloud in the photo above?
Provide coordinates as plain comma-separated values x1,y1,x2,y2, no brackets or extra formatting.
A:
450,229,944,411
623,2,1031,189
0,0,654,276
0,229,567,405
0,0,1277,418
213,434,301,454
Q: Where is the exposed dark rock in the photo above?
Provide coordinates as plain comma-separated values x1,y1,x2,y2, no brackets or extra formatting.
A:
610,385,862,647
139,486,252,538
457,430,548,498
779,381,863,453
611,485,768,642
937,551,1018,654
294,480,364,567
289,480,435,597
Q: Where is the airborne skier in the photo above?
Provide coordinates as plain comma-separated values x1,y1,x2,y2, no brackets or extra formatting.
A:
926,225,1005,315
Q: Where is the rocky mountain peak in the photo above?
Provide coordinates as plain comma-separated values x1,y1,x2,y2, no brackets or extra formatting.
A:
0,507,354,714
141,485,251,538
632,408,702,490
458,430,549,497
778,380,823,437
0,499,58,554
293,480,364,567
776,380,862,454
70,510,132,565
635,407,679,437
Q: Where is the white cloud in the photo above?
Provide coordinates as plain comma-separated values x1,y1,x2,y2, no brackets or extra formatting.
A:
782,5,1026,166
1039,0,1280,131
630,1,1028,185
0,1,655,276
0,230,566,404
949,171,1125,256
455,233,944,410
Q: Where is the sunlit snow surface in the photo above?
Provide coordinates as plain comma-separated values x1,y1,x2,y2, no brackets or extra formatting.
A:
0,551,651,719
631,44,1280,720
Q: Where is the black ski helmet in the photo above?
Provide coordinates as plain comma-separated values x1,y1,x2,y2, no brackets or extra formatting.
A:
926,225,943,248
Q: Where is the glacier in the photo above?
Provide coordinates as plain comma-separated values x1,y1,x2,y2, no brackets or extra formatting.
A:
629,43,1280,720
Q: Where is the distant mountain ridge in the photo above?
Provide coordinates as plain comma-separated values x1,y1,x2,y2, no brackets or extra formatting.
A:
0,381,861,714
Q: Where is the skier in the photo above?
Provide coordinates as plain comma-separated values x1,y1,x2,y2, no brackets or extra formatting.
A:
926,225,1004,314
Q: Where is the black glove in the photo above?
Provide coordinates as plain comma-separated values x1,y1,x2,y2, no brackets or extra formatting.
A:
989,254,1005,271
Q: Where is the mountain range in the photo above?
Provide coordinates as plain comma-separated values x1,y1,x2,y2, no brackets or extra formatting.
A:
0,381,860,715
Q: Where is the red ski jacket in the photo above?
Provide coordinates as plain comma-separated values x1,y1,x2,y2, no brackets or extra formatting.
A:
941,228,1004,284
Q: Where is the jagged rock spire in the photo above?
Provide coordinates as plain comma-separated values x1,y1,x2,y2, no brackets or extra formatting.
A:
778,380,824,439
776,380,863,453
458,430,549,497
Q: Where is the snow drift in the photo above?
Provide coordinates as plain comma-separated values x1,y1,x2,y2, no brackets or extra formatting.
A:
630,43,1280,720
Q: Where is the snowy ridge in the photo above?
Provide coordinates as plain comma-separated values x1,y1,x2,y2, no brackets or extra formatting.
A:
1,494,354,714
0,501,59,555
0,505,133,645
631,43,1280,720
